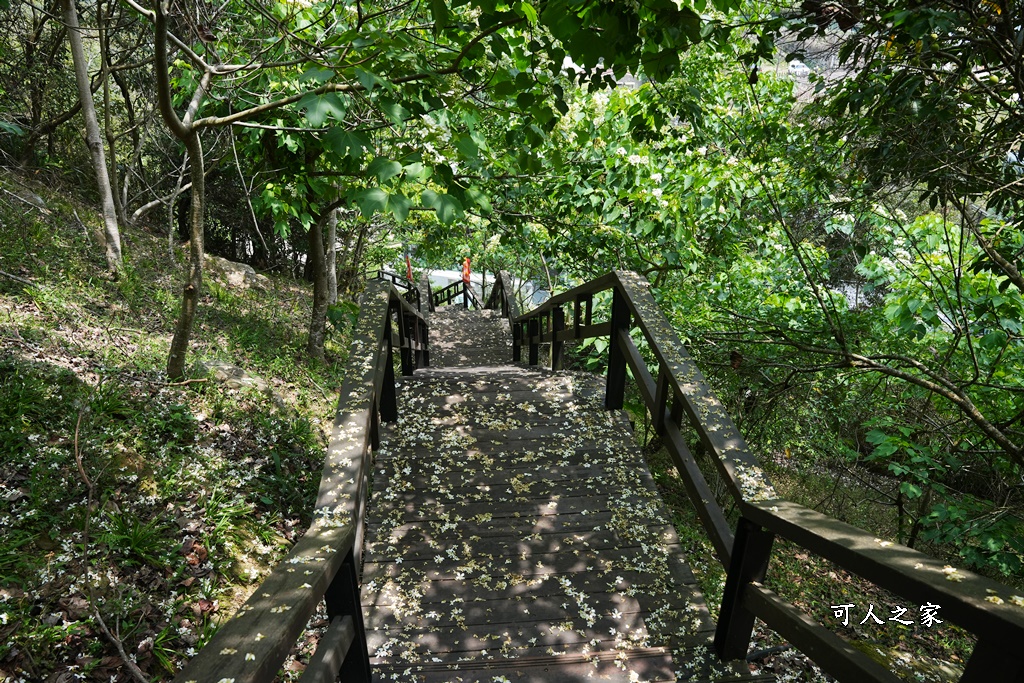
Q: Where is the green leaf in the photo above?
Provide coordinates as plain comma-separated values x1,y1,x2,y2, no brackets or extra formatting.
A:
367,156,403,183
518,1,538,24
980,330,1008,350
387,192,412,221
430,0,449,33
353,188,411,221
421,189,463,223
298,92,347,127
900,481,924,499
324,128,370,160
354,188,388,216
300,67,335,84
378,98,410,125
0,120,24,137
355,68,381,93
465,186,492,214
404,162,432,182
455,135,479,159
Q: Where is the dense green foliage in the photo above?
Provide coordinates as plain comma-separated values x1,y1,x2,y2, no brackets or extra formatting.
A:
1,0,1023,678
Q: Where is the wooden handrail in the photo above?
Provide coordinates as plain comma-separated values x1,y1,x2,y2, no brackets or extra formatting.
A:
174,280,428,683
483,270,521,353
512,270,1024,683
431,278,480,309
366,269,421,311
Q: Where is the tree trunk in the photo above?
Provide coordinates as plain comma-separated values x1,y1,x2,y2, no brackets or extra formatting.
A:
61,0,123,274
326,207,338,305
306,210,330,362
98,0,127,227
166,134,205,379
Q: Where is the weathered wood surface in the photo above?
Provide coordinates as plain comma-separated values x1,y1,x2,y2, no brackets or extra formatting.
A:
359,310,761,682
427,307,513,367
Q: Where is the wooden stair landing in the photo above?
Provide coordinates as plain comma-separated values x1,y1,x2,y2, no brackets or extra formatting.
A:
360,309,769,682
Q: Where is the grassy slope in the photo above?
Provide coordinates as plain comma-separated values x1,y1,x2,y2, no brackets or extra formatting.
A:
0,171,349,681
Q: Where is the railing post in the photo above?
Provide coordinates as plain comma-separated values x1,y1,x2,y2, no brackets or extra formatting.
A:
380,315,398,424
528,317,539,366
396,306,414,376
324,548,372,682
513,320,522,362
551,306,565,370
419,317,430,368
605,288,629,410
653,369,669,434
714,517,775,660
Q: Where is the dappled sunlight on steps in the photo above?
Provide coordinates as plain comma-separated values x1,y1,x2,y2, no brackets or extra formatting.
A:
360,310,773,682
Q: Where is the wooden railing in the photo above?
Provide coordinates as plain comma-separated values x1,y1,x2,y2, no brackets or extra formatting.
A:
431,278,480,309
174,280,428,683
484,270,519,335
488,269,1024,683
366,269,421,311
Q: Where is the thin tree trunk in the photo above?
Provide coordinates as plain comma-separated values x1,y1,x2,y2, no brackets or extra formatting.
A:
61,0,122,274
306,209,330,362
326,207,338,305
154,0,210,379
166,134,204,378
98,0,127,226
112,70,141,214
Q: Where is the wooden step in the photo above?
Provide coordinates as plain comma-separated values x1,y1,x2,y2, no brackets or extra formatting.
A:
358,345,771,681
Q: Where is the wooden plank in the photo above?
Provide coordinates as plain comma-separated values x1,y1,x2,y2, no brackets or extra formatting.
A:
364,527,681,562
296,616,354,683
365,509,620,539
363,569,697,608
744,498,1024,646
372,648,677,682
371,461,622,490
361,544,683,582
365,614,660,656
173,525,355,683
662,420,734,565
613,270,773,505
742,582,901,683
365,491,668,522
368,474,668,506
365,592,648,631
364,537,687,573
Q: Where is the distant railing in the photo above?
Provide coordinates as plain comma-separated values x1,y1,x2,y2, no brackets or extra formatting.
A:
174,280,428,683
494,270,1024,683
367,269,421,311
431,278,480,309
484,271,519,340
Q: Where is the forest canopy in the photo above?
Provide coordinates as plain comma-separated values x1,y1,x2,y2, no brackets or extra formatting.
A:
1,0,1022,677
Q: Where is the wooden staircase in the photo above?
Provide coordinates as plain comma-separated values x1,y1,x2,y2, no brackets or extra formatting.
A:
175,273,1024,683
360,307,770,682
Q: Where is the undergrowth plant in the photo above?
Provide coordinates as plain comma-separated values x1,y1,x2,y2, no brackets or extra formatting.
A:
0,171,347,680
